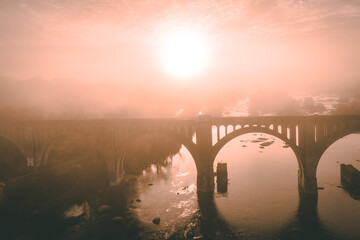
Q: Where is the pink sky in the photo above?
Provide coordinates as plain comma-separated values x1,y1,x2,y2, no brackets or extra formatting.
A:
1,0,360,118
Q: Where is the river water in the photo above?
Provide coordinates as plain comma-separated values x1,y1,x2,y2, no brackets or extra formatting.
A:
1,96,360,240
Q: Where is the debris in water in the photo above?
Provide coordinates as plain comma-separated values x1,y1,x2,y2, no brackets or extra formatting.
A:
260,141,274,147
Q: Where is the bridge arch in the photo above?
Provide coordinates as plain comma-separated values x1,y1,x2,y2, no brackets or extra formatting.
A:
213,126,302,166
317,130,360,163
0,134,27,161
0,134,28,181
117,130,198,181
39,132,106,168
313,129,360,181
211,125,305,190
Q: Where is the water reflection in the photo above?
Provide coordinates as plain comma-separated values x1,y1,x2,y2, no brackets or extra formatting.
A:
197,190,344,240
196,191,342,240
277,192,340,240
197,191,240,239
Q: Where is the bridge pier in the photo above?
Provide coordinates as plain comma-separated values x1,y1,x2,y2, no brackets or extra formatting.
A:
196,116,215,193
197,161,215,192
297,122,320,194
298,158,318,194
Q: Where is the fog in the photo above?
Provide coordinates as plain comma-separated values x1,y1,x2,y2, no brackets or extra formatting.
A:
1,0,360,119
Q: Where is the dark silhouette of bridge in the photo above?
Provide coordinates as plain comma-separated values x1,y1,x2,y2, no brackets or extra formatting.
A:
1,115,359,194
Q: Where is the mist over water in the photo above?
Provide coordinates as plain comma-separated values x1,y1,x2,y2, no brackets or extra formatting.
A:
1,1,360,120
1,1,360,239
1,76,360,121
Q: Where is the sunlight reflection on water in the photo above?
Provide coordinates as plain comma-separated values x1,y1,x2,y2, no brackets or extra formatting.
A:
133,148,198,234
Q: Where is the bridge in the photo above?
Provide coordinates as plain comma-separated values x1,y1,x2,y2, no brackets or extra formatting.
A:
1,115,360,194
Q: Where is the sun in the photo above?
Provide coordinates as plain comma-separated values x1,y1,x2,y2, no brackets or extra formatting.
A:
160,30,209,79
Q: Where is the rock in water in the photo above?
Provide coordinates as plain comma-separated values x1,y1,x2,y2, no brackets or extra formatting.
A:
152,217,160,224
98,205,111,213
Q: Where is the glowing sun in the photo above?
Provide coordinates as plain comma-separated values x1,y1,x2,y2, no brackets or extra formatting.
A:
160,30,209,79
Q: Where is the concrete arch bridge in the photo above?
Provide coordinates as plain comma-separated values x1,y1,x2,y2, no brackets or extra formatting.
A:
0,115,359,194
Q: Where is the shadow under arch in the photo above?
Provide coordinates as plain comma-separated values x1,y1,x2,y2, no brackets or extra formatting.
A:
117,130,198,180
39,132,106,168
1,132,109,208
212,127,303,175
36,132,110,198
0,134,28,181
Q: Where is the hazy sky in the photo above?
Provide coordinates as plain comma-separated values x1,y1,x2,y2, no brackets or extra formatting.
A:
1,0,360,118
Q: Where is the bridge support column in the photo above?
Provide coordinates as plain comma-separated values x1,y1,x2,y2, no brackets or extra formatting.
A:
196,117,215,193
298,157,319,194
298,122,319,194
